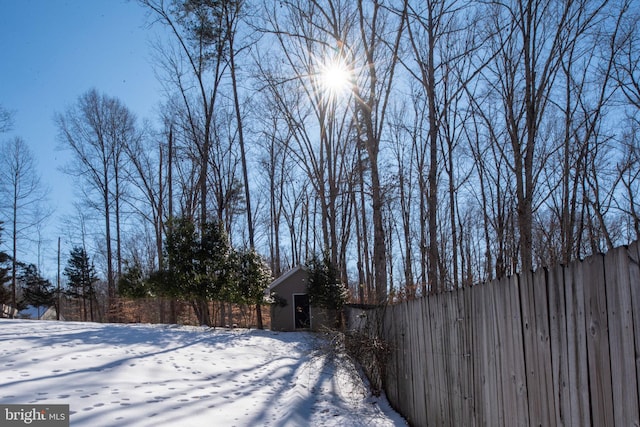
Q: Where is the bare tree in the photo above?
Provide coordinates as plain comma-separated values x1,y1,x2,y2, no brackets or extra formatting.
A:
403,0,485,291
223,0,255,248
0,137,50,312
473,0,609,272
352,0,407,302
55,89,138,321
122,122,166,273
142,0,228,231
256,0,359,280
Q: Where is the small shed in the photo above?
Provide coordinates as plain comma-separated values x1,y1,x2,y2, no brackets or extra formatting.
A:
269,265,334,331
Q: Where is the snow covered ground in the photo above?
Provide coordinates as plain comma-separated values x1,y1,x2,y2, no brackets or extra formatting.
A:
0,319,406,426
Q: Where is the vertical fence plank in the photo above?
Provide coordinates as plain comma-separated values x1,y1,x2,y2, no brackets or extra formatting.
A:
455,288,473,426
437,294,451,426
564,258,591,425
547,263,570,426
465,284,479,426
427,294,446,426
519,268,555,426
495,276,511,426
470,283,486,426
495,274,528,426
389,304,403,422
482,280,501,425
604,246,640,426
423,295,436,426
509,274,529,424
402,301,415,425
441,293,455,425
415,298,428,426
584,252,614,427
628,241,640,411
385,304,401,419
487,278,505,426
446,290,465,426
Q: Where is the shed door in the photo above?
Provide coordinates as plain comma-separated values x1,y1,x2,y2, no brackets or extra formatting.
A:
293,294,310,329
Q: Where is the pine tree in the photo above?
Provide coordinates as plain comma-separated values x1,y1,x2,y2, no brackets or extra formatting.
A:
18,263,54,316
118,260,150,299
63,246,98,321
156,217,232,326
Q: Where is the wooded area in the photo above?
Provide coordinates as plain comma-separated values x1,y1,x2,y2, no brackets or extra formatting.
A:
348,241,640,426
1,0,640,319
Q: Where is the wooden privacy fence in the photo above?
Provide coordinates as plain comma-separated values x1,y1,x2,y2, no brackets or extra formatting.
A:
346,241,640,426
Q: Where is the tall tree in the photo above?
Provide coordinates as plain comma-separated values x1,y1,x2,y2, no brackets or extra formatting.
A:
122,122,167,273
0,137,50,312
222,0,255,248
142,0,229,229
404,0,446,292
56,89,138,320
352,0,407,301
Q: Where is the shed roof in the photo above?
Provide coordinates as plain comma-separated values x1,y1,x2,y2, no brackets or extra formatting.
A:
268,265,307,291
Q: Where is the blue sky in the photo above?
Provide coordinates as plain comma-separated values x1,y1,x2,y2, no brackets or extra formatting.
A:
0,0,163,274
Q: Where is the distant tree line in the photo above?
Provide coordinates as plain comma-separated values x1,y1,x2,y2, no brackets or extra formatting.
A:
0,221,57,317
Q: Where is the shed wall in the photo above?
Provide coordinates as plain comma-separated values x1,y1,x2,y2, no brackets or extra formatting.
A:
270,268,308,331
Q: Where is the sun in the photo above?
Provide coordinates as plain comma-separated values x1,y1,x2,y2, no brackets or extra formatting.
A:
319,56,352,99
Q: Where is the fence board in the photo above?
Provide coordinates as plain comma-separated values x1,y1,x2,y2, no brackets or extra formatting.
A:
427,294,446,426
584,252,614,427
446,291,464,426
628,241,640,409
564,258,591,425
604,246,639,426
496,274,528,426
464,284,478,427
482,281,501,425
519,268,555,426
398,302,410,423
414,297,428,426
441,294,456,425
437,295,451,426
444,294,457,425
383,305,398,416
469,283,486,426
456,288,474,426
495,276,511,426
509,274,529,424
386,304,402,418
394,304,413,420
547,263,570,426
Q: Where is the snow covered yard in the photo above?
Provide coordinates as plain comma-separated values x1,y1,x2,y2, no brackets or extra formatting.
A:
0,319,405,426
